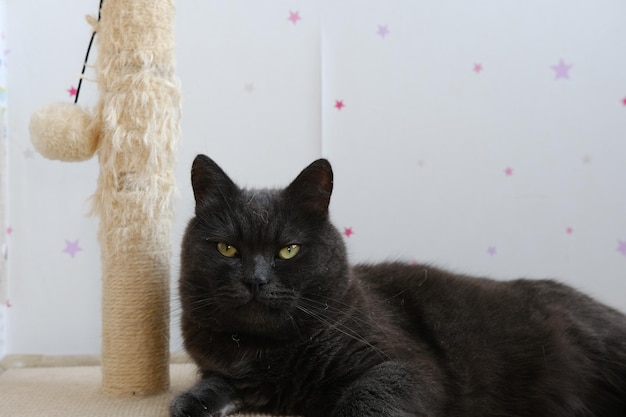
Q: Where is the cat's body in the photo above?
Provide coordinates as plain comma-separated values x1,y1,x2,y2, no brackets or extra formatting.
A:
171,155,626,417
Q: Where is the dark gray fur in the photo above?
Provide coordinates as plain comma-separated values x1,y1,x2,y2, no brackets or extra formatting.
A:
171,154,626,417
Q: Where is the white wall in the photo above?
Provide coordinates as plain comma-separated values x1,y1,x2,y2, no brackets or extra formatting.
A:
0,0,7,359
5,0,626,356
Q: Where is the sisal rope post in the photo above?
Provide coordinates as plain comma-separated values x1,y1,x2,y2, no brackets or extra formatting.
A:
29,0,181,396
91,0,180,396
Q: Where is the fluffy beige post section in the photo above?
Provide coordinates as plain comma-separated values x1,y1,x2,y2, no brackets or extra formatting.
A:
29,0,180,397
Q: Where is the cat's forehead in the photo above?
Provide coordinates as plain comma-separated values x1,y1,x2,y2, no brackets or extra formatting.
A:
234,188,285,226
234,188,300,244
240,188,280,210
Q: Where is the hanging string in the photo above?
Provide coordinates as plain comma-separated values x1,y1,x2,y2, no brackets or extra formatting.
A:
74,0,103,104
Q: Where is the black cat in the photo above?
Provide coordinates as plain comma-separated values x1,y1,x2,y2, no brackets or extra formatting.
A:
171,154,626,417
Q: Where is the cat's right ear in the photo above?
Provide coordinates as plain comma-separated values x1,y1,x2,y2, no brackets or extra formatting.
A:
190,154,238,211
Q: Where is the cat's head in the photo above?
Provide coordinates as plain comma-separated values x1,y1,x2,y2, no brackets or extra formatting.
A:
180,154,349,339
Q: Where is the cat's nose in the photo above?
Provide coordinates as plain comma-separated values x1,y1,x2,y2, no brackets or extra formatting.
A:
242,255,272,294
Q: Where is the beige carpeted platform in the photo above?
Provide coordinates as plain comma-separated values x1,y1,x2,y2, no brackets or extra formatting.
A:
0,363,276,417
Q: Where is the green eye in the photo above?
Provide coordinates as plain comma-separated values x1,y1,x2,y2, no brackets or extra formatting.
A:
217,242,239,258
277,244,300,260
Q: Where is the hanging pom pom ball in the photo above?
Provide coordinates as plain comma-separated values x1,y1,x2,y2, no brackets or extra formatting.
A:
29,102,99,162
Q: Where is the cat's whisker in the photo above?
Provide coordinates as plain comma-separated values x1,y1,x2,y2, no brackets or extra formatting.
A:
298,300,390,344
299,296,401,342
301,308,389,362
303,294,402,321
182,297,223,317
296,303,390,361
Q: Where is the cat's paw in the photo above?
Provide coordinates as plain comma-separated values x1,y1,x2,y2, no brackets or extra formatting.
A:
169,377,239,417
170,391,237,417
169,391,209,417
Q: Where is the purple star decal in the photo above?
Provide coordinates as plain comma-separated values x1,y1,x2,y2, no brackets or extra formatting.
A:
551,59,572,80
63,239,83,258
487,246,497,256
617,240,626,256
377,25,390,38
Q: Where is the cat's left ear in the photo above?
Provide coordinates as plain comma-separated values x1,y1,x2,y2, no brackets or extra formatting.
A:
285,159,333,219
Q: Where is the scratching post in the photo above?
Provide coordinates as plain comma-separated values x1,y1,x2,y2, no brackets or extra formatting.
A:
93,0,178,396
29,0,180,396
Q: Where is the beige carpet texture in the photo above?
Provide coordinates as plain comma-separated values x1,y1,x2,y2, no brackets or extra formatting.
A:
0,363,278,417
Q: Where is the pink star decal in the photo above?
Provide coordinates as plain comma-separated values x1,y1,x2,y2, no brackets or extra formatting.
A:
551,59,572,80
566,227,573,235
622,97,626,106
487,246,497,256
5,299,11,308
473,63,483,73
67,86,77,97
343,227,353,238
63,239,83,258
288,11,301,24
377,24,390,38
5,226,12,235
617,240,626,256
335,100,345,110
504,167,513,176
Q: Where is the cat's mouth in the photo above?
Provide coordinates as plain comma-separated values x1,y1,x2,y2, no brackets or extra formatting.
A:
239,291,292,310
229,287,297,325
234,282,296,308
